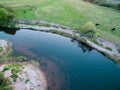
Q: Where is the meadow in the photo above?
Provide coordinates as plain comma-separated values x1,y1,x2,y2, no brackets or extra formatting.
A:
0,0,120,45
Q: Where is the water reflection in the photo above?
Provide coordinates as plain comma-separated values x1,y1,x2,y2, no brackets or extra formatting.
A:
71,39,93,53
0,26,18,35
0,28,93,52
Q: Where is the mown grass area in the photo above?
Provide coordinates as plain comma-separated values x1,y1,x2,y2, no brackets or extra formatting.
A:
0,0,120,45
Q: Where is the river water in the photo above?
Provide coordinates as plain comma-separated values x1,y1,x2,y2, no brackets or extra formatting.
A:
0,29,120,90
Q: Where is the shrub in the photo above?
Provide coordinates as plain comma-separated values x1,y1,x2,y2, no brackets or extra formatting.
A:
2,65,11,72
0,72,13,90
82,21,96,39
0,47,3,52
25,79,30,83
82,21,96,32
3,64,22,82
11,73,18,82
0,7,15,27
105,47,112,51
0,8,9,25
117,47,120,53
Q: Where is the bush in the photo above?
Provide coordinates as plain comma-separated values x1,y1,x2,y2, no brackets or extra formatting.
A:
105,47,112,51
82,21,96,39
2,65,11,72
82,21,96,32
0,72,13,90
25,79,30,83
0,7,15,27
0,8,9,25
0,47,3,52
3,64,22,82
11,73,18,82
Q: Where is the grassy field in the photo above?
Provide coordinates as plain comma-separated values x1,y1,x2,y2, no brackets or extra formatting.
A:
0,0,120,45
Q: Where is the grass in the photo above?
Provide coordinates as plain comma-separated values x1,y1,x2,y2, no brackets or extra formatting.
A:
0,45,13,61
0,0,120,45
0,72,13,90
25,79,30,83
0,47,3,52
2,63,22,82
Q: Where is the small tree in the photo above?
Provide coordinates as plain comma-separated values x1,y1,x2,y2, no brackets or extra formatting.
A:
0,8,9,26
0,7,15,27
82,21,96,39
83,21,96,32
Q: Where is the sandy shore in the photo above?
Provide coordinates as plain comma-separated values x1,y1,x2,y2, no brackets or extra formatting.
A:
0,39,47,90
0,40,10,57
0,62,47,90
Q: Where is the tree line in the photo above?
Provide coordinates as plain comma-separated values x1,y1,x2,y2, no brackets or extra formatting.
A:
83,0,120,10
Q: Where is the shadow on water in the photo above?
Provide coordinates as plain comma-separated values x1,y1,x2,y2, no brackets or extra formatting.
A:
71,39,93,53
0,27,93,52
0,26,18,35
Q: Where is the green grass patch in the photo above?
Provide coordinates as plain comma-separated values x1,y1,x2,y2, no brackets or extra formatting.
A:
0,72,13,90
0,45,13,61
25,79,30,83
2,63,23,82
0,0,120,45
0,47,3,52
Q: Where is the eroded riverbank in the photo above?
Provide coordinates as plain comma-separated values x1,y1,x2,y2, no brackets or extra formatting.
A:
14,18,120,63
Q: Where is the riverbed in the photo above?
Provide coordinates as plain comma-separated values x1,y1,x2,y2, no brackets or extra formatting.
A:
0,29,120,90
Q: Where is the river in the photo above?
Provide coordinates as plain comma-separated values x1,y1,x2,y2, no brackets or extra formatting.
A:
0,29,120,90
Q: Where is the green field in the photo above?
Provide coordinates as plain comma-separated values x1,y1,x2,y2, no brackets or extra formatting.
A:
0,0,120,45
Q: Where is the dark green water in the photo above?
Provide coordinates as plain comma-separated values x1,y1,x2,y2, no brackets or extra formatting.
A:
0,29,120,90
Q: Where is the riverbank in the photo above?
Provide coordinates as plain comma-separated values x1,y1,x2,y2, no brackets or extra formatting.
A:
0,61,47,90
14,18,120,64
0,39,47,90
0,39,11,57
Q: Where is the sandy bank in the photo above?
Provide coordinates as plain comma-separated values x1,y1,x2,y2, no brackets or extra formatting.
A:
0,62,47,90
0,40,11,57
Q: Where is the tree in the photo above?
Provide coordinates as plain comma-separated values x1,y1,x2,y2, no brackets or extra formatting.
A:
0,8,9,26
83,21,96,32
0,7,15,27
82,21,96,39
